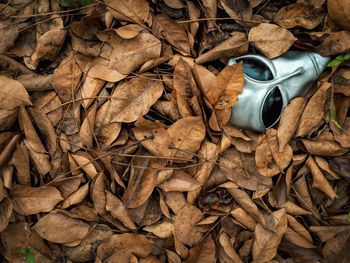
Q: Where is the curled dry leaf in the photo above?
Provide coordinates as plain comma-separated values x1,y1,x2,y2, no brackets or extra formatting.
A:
143,220,174,238
0,76,31,110
105,191,136,230
196,32,248,64
220,149,272,191
97,31,161,75
9,143,30,185
71,152,98,179
219,232,243,263
306,156,337,200
96,233,156,261
64,226,113,262
52,54,82,103
159,169,201,192
91,173,107,215
79,105,97,147
104,0,149,23
61,183,90,209
297,82,331,136
174,204,204,246
133,118,172,157
315,31,350,56
248,23,297,59
274,3,325,29
327,0,350,31
208,63,244,110
0,197,13,232
167,116,206,160
256,129,293,177
301,139,348,156
12,185,63,215
33,212,90,244
106,77,163,123
252,209,288,262
153,14,191,56
228,188,265,226
277,97,305,151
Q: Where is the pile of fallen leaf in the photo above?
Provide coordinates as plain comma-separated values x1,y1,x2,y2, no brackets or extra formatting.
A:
0,0,350,262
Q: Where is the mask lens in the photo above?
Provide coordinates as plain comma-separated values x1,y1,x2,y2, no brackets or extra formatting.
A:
237,58,273,81
262,87,283,128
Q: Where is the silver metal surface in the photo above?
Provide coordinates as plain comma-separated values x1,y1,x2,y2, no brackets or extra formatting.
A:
227,51,330,132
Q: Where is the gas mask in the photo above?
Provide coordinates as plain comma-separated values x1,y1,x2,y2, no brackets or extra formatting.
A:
227,51,330,132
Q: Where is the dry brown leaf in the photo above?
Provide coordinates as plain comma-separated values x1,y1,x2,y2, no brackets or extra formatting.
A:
207,63,244,110
79,105,97,147
186,234,216,263
75,55,127,83
315,31,350,56
29,107,57,155
81,76,105,109
12,185,63,215
228,188,265,226
0,197,13,232
143,220,174,238
306,156,337,200
302,139,348,156
52,54,82,103
277,97,305,150
96,233,156,261
327,0,350,31
285,227,316,248
196,32,248,64
274,3,325,29
105,190,136,230
95,101,122,149
219,232,243,263
0,76,31,110
123,159,168,208
315,156,341,179
64,226,113,262
248,23,297,59
159,169,201,192
187,140,218,204
221,0,252,22
115,24,144,39
30,29,67,70
61,183,89,209
71,152,98,179
0,21,18,53
252,209,288,262
97,31,161,75
230,207,257,231
91,172,107,215
333,117,350,148
104,0,149,23
220,149,272,191
133,118,172,157
174,204,204,246
256,129,293,177
167,116,206,160
33,212,90,244
9,143,30,185
1,222,52,262
297,82,330,136
0,108,17,131
310,225,350,242
153,14,191,56
106,77,163,123
287,215,313,244
47,174,83,198
173,59,201,117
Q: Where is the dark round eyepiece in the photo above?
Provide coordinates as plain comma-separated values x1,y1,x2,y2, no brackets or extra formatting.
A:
237,58,273,81
262,87,283,128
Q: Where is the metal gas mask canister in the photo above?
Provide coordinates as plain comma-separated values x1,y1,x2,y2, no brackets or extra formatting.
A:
227,51,330,132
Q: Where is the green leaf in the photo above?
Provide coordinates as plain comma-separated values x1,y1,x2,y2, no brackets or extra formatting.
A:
327,53,350,67
329,109,342,129
17,248,36,263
